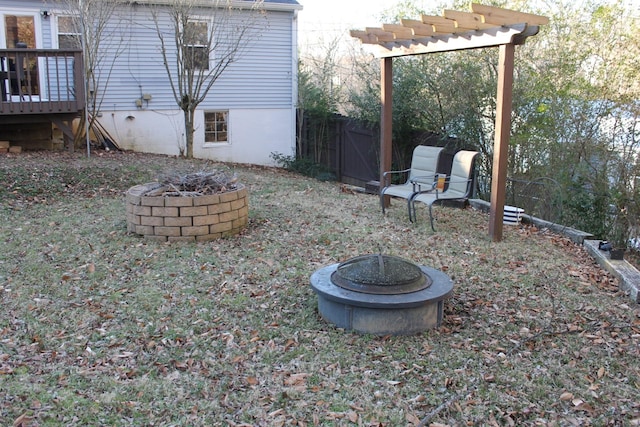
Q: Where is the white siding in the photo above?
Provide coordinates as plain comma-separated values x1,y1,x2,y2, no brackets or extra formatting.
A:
97,4,296,112
99,6,171,110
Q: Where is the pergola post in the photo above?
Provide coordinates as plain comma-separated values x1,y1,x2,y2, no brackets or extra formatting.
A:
489,43,515,242
380,56,393,208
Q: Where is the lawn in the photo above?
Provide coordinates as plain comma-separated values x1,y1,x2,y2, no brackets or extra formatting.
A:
1,151,639,426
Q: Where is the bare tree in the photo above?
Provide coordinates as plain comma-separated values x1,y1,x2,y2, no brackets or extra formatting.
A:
152,0,265,158
57,0,125,150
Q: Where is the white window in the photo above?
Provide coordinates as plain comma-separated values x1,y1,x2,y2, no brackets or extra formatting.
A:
57,16,81,49
205,111,228,143
184,21,209,70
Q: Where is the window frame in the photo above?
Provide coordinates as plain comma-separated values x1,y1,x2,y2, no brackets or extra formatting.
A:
203,110,230,146
184,19,210,70
55,15,81,49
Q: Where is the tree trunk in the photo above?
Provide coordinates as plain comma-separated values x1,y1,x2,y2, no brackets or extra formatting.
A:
184,108,195,159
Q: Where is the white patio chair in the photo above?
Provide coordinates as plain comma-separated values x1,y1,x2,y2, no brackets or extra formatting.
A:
409,150,479,230
380,145,443,217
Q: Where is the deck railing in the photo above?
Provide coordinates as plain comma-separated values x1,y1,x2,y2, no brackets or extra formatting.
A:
0,48,85,116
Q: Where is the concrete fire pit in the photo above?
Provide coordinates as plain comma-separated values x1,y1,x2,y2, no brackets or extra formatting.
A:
310,254,453,335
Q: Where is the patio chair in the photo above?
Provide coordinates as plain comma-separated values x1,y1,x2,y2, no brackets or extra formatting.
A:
380,145,443,217
409,150,479,230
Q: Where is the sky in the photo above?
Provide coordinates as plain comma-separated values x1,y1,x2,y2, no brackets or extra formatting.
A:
297,0,396,32
296,0,416,52
296,0,640,52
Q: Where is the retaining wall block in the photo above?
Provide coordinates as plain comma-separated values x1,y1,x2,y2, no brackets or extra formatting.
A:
126,184,248,241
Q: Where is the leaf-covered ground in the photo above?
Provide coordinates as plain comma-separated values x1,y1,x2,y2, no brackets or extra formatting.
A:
1,151,639,426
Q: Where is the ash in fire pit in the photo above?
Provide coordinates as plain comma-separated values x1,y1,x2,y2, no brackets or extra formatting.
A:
310,254,452,335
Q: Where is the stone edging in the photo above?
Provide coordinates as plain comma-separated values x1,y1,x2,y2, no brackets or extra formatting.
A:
126,183,248,242
468,199,593,243
469,198,639,304
583,240,640,303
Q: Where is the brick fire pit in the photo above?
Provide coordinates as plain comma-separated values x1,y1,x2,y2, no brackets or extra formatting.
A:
126,183,248,242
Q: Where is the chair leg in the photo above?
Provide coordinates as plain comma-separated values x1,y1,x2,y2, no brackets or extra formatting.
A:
380,192,386,215
407,199,415,223
428,204,436,231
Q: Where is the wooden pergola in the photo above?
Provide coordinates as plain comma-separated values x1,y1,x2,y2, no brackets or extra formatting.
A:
350,4,549,242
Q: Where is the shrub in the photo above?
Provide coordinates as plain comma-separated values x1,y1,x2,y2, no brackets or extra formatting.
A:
270,152,336,181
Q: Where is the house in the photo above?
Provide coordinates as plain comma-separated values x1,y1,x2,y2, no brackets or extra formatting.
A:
0,2,85,150
0,0,302,165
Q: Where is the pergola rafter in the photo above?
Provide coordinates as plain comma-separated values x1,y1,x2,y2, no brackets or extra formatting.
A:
350,3,549,242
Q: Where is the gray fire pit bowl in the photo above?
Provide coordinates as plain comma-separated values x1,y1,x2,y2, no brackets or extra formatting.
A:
310,257,453,335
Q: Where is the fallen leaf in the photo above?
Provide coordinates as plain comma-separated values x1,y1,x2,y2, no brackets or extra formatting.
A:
284,373,308,385
560,392,574,401
484,374,496,383
0,366,14,375
13,413,30,427
326,411,344,420
406,412,420,424
116,352,135,358
573,402,595,413
268,408,284,417
284,373,308,391
257,257,274,267
173,360,188,370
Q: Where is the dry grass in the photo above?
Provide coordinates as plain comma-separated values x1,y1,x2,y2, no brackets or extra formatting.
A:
0,151,639,426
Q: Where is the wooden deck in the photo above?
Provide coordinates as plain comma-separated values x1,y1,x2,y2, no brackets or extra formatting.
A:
0,48,85,143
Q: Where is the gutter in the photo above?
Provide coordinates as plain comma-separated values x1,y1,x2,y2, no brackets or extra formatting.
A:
128,0,303,12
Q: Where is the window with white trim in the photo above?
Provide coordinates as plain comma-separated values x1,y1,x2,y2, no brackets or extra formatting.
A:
184,20,209,70
57,16,81,49
205,111,228,143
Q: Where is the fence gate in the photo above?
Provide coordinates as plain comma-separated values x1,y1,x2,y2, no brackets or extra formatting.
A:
338,118,379,188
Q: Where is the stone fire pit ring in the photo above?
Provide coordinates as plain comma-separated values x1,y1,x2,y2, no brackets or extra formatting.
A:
126,182,248,242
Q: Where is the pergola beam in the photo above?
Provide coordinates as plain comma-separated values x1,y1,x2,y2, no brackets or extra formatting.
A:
442,10,497,31
382,24,415,39
400,19,435,37
471,4,550,26
370,24,530,58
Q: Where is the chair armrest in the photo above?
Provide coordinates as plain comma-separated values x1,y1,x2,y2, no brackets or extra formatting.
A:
411,174,437,182
435,178,473,199
382,168,411,186
382,168,411,177
410,174,437,192
444,178,473,187
409,187,441,202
